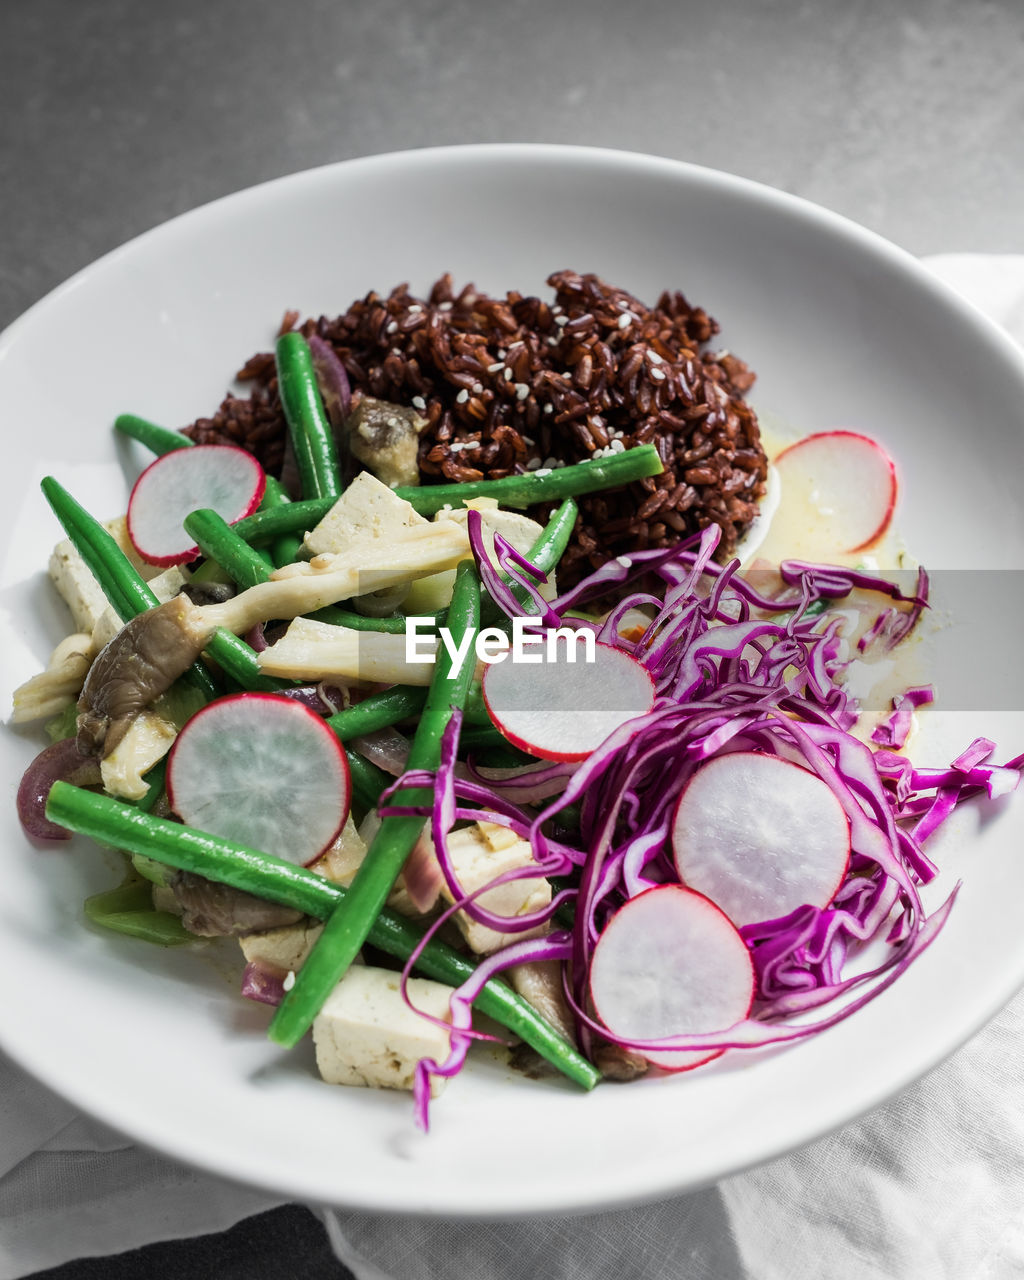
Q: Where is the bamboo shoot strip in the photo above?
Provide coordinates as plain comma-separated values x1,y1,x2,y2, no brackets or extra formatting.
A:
268,560,481,1048
44,782,598,1091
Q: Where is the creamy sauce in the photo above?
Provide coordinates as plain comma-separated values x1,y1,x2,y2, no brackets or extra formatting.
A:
741,424,932,745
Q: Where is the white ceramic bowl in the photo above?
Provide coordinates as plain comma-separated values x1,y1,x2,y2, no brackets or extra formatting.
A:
3,144,1024,1216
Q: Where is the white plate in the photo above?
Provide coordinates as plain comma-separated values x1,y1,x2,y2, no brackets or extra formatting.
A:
3,144,1024,1216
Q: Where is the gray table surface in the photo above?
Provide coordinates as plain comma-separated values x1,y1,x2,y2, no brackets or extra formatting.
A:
3,0,1022,1276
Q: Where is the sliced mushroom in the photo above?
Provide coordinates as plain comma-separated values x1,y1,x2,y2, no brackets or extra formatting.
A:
343,396,427,489
169,871,305,937
76,596,210,758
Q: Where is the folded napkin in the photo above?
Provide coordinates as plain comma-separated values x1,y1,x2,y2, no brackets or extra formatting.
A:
3,254,1023,1280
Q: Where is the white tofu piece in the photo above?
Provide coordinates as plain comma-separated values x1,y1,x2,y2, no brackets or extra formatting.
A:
239,918,325,974
100,709,177,801
313,965,455,1096
48,517,165,633
440,821,552,955
438,499,557,600
302,470,427,558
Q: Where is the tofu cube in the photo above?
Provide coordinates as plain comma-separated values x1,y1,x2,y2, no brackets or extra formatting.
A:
313,965,455,1096
441,822,552,954
302,470,427,559
239,919,325,974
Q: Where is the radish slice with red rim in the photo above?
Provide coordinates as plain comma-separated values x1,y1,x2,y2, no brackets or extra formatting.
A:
166,693,350,866
772,430,897,555
482,640,656,762
671,751,851,929
127,443,266,566
590,885,754,1072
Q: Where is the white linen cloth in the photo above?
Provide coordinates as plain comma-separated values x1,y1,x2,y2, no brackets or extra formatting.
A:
3,253,1024,1280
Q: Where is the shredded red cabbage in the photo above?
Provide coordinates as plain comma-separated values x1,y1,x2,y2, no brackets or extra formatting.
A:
380,524,1018,1126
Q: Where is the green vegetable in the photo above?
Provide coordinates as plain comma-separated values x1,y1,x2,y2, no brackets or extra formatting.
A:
232,445,664,544
269,560,481,1049
40,476,219,700
84,877,192,946
45,782,597,1092
326,685,428,742
345,748,390,815
40,476,279,696
276,332,343,502
114,413,193,455
259,474,303,568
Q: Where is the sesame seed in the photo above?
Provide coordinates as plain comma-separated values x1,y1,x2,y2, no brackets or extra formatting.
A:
616,555,632,568
543,456,559,468
521,436,536,445
611,438,626,453
408,304,422,313
650,367,666,382
534,468,552,477
515,383,530,401
554,315,569,327
439,301,453,311
547,336,560,347
456,389,469,404
617,313,632,330
487,362,505,373
526,457,542,471
386,320,398,334
472,382,484,395
503,367,514,381
283,970,296,992
411,395,426,410
543,403,554,414
648,350,663,364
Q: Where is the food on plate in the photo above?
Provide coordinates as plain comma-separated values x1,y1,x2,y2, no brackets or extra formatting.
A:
11,271,1023,1130
185,270,768,594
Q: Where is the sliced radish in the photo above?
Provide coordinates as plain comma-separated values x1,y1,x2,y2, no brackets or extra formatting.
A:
127,443,266,565
773,430,897,555
166,693,350,866
482,640,656,762
590,885,754,1072
671,751,851,929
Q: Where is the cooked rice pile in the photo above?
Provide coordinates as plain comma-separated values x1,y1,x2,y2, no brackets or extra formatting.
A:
184,270,767,592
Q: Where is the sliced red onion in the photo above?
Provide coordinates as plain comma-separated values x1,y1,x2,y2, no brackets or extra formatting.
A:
308,333,352,426
277,682,348,717
240,961,286,1007
18,739,103,841
351,725,411,776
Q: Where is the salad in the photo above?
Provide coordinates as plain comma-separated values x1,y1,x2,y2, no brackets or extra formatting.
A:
11,273,1023,1130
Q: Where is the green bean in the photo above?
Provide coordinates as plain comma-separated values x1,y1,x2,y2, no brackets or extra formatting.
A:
327,686,428,742
45,782,598,1091
233,445,664,544
269,560,481,1049
259,474,303,568
345,748,390,814
276,332,343,502
40,477,219,701
184,509,271,592
114,413,193,455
